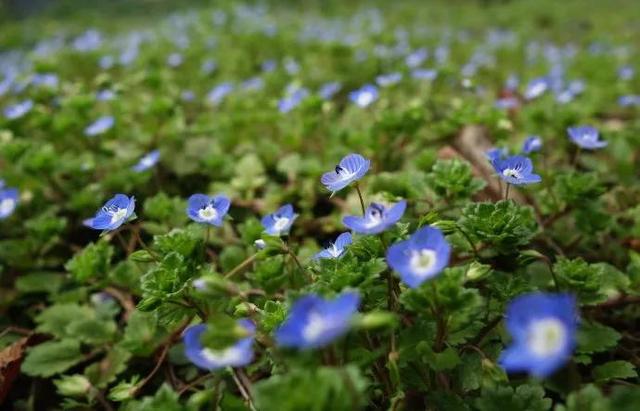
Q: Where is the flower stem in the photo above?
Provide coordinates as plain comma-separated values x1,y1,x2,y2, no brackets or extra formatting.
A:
354,182,366,216
224,254,257,279
504,183,511,200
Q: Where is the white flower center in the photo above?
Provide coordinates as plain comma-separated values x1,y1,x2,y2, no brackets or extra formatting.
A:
357,93,374,106
110,207,128,225
0,198,16,216
502,168,522,179
202,346,244,365
273,217,290,232
527,318,567,357
302,312,331,343
140,157,154,167
198,205,218,221
409,249,438,275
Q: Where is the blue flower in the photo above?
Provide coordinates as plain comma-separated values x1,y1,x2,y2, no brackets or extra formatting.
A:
376,72,402,87
495,97,520,110
242,77,264,92
167,53,183,68
261,204,298,236
278,87,309,113
275,292,360,349
619,95,640,107
96,89,115,101
411,68,438,81
201,59,217,75
618,65,634,81
207,82,234,105
349,84,379,108
486,147,508,164
492,155,541,185
386,226,451,288
261,59,277,73
522,136,543,154
99,55,114,70
567,126,607,150
315,232,352,260
4,100,33,120
499,292,577,378
343,201,407,235
405,48,428,68
186,194,231,226
31,73,58,88
0,188,19,220
320,153,370,193
524,77,548,100
318,82,341,100
181,90,196,102
83,194,135,231
132,150,160,172
183,320,255,370
84,116,114,137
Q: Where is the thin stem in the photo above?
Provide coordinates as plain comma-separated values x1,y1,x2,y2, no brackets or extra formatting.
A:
354,182,366,216
504,183,511,200
456,226,478,259
284,243,312,282
133,229,159,261
224,254,257,279
572,147,582,168
231,368,257,411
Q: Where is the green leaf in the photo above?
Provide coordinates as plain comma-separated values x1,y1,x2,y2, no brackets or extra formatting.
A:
15,271,63,294
65,240,114,282
22,339,84,377
85,346,131,388
577,321,621,354
121,384,189,411
555,384,610,411
121,310,160,356
554,258,608,304
592,361,638,382
426,158,486,201
475,384,551,411
252,366,368,411
35,303,94,339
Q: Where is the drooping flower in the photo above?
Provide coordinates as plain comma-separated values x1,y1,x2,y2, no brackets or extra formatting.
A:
83,194,135,231
261,204,298,236
343,201,407,235
314,232,352,260
349,84,379,108
275,292,360,349
386,226,451,288
84,116,114,137
492,155,541,185
183,320,255,370
0,188,19,220
522,135,543,154
376,72,402,87
186,194,231,227
567,126,607,150
499,292,577,378
4,100,33,120
132,150,160,172
320,153,370,193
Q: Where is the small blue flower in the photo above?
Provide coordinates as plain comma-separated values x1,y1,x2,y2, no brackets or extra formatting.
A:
186,194,231,226
4,100,33,120
167,53,183,68
132,150,160,172
99,55,114,70
343,201,407,235
492,155,542,185
84,116,114,137
275,292,360,349
376,72,402,87
83,194,135,231
522,136,543,154
499,292,577,378
0,188,19,220
524,77,548,100
181,90,196,102
567,126,607,150
386,226,451,288
495,97,520,110
261,204,298,236
318,82,341,100
320,153,370,193
207,82,234,105
183,320,255,370
201,59,217,75
619,95,640,107
278,87,309,113
618,65,634,81
315,232,352,260
349,84,379,108
31,73,58,88
96,89,115,101
411,68,438,81
405,48,428,68
261,59,277,73
242,77,264,92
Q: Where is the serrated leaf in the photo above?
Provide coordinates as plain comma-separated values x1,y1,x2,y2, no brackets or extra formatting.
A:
592,361,637,382
22,340,84,377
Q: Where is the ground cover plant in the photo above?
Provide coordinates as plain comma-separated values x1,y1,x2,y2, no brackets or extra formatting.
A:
1,0,640,409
